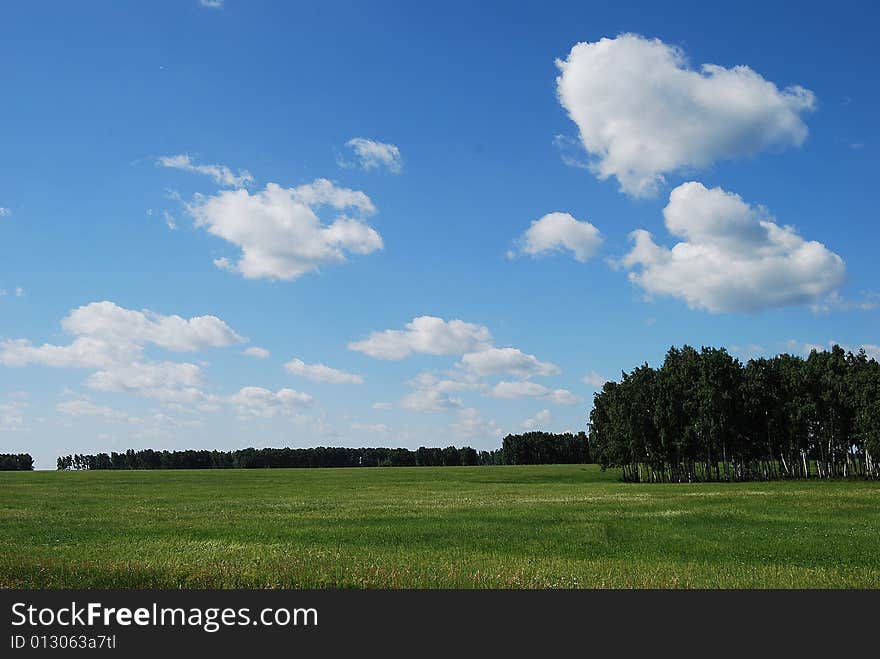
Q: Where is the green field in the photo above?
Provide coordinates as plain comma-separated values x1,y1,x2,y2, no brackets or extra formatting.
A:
2,465,879,588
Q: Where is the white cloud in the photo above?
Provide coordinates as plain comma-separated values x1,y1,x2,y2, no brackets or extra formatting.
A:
342,138,402,173
582,371,608,388
809,291,879,314
349,316,492,360
0,207,11,217
0,302,243,407
15,287,24,297
157,154,252,188
490,381,580,405
556,33,815,197
400,373,485,412
0,337,138,369
0,304,326,424
0,399,27,431
85,361,204,394
284,358,363,384
149,413,203,429
187,181,382,280
227,386,313,418
729,344,767,359
458,347,559,378
622,182,845,312
56,399,139,423
514,212,602,262
60,301,243,352
450,407,504,440
243,346,270,359
399,371,482,412
372,402,392,410
352,423,389,433
289,178,375,214
785,339,826,355
521,409,552,429
199,0,223,7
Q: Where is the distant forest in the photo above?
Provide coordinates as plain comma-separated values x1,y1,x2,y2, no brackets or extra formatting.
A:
589,345,880,482
0,454,34,471
34,343,880,483
55,432,590,470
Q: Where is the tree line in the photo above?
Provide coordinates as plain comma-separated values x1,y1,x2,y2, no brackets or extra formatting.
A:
589,345,880,482
0,453,34,471
56,434,591,471
502,432,591,465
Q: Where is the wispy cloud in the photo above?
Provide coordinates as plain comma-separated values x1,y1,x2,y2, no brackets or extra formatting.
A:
156,154,253,188
339,138,402,173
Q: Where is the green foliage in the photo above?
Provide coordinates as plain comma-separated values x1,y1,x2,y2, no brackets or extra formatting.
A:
501,432,591,464
589,345,880,481
0,454,33,471
56,445,498,470
57,435,591,471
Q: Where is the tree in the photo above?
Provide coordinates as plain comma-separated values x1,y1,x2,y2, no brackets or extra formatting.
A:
589,344,880,482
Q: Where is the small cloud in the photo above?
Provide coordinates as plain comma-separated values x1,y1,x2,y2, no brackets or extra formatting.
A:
156,154,252,187
785,339,825,355
552,134,591,170
213,257,234,272
0,207,11,217
162,210,177,230
582,371,608,388
521,408,552,429
352,423,389,433
511,212,602,263
810,291,878,315
490,381,580,405
243,347,270,359
14,287,23,297
729,344,766,359
284,358,363,385
372,402,392,410
458,347,559,378
199,0,224,8
339,138,402,173
349,316,491,360
849,142,865,150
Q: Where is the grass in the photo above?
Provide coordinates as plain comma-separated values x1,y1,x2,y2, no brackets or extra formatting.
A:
1,464,879,588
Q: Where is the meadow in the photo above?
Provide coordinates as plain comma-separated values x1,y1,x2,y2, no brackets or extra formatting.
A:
1,464,879,588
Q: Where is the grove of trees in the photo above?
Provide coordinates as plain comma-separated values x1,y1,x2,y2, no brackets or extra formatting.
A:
56,434,590,471
502,432,590,465
0,453,34,471
57,446,488,470
589,345,880,482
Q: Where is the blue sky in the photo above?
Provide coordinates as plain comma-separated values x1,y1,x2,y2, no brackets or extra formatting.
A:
1,1,878,468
